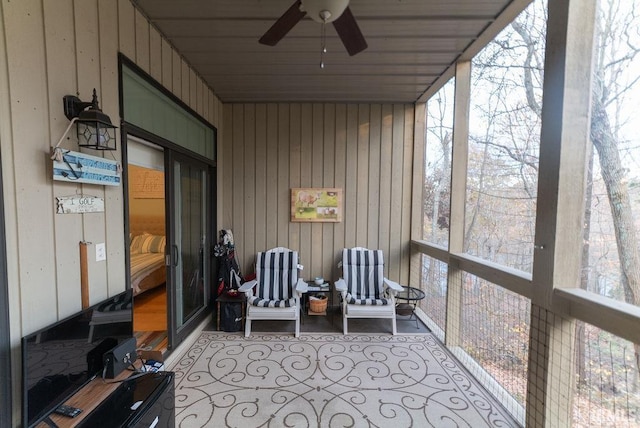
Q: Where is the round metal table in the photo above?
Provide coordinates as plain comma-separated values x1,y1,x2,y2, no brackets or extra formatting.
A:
395,286,426,329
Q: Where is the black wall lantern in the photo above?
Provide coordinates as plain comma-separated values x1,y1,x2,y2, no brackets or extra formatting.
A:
63,88,117,151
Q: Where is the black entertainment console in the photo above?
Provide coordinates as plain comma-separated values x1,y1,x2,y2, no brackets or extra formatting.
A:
77,371,175,428
38,371,175,428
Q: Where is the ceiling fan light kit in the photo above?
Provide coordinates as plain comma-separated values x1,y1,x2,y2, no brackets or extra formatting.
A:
319,10,332,22
259,0,367,57
300,0,349,23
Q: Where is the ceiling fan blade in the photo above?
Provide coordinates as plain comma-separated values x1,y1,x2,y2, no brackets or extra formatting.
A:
332,7,367,56
259,0,306,46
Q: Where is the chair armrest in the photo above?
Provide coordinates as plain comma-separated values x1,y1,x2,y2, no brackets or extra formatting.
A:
238,279,257,293
335,278,347,292
383,278,403,294
295,278,308,293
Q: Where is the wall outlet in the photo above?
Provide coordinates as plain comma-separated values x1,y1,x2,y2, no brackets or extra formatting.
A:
96,243,106,261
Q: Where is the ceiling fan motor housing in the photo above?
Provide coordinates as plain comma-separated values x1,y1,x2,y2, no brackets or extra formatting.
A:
301,0,350,23
259,0,366,56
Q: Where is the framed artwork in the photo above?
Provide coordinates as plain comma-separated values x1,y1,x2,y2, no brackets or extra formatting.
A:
291,188,342,222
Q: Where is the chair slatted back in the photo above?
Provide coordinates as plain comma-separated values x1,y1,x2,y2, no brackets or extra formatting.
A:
342,248,384,299
256,249,298,301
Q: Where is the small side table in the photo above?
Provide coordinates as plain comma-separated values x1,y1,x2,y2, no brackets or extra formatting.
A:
395,285,425,329
304,281,332,316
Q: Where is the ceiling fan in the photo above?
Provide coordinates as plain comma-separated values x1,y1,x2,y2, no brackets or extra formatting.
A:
259,0,368,56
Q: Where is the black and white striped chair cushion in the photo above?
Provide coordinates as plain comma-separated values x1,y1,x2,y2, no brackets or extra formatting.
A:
249,297,296,307
249,249,298,307
343,248,389,306
345,293,389,305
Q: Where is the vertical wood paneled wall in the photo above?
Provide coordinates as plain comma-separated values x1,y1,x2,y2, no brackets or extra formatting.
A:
0,2,221,421
221,103,415,284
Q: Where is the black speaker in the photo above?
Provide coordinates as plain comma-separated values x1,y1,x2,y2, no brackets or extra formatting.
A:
103,337,137,378
221,302,242,332
87,337,118,375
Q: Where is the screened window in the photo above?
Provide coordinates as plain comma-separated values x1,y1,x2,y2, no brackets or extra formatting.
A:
423,79,454,247
581,0,640,306
465,0,547,273
459,273,530,421
419,254,447,339
573,323,640,426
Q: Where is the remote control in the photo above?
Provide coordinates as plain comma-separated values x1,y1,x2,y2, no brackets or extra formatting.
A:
54,404,82,418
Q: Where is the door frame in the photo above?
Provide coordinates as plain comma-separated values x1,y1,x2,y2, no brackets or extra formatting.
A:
118,55,217,352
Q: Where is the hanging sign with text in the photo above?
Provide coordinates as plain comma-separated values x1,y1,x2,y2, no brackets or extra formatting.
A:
52,150,120,186
56,195,105,214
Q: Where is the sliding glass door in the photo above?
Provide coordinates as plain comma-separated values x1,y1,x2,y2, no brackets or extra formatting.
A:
121,58,217,350
167,153,211,344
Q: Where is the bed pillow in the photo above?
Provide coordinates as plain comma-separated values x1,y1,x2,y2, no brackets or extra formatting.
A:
130,233,166,254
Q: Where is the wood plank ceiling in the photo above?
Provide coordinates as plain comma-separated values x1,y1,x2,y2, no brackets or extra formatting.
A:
133,0,525,103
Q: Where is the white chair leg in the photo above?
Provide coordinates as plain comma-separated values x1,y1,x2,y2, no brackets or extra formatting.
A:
295,315,300,338
245,318,251,337
343,315,348,335
391,315,397,335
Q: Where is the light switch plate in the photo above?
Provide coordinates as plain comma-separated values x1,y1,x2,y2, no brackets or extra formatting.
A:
96,243,106,261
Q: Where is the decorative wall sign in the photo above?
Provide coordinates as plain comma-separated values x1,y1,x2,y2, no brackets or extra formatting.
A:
129,164,165,199
291,188,342,222
56,195,105,214
52,149,120,186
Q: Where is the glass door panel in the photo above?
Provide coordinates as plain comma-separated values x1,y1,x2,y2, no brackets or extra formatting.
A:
168,154,210,343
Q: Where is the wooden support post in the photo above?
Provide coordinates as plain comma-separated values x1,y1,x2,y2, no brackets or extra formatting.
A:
80,241,90,309
445,60,471,348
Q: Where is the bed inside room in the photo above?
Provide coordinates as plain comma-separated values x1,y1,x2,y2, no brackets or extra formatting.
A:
127,140,168,353
129,216,166,297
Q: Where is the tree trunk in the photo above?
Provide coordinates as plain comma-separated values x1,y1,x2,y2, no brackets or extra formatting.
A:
591,98,640,305
464,139,490,252
576,151,594,387
591,86,640,390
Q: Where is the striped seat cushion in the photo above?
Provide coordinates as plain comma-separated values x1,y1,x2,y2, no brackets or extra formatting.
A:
254,249,298,303
343,248,387,303
248,297,296,307
345,292,389,305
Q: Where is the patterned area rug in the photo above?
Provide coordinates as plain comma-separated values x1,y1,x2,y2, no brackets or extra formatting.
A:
172,333,517,428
